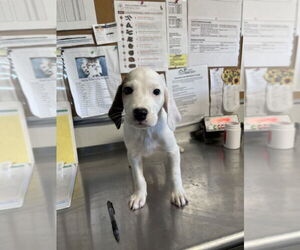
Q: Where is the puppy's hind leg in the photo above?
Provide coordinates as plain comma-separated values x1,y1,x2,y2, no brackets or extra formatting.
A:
128,152,147,210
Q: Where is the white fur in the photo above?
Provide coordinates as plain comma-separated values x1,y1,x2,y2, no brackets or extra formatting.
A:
120,68,188,210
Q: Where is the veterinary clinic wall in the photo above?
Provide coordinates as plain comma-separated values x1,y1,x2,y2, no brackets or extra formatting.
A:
58,0,243,147
58,0,300,147
57,0,151,146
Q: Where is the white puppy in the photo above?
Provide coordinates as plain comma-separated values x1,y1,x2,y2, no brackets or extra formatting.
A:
109,67,188,210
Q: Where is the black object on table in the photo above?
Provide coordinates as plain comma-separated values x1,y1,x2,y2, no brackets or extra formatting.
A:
107,201,120,242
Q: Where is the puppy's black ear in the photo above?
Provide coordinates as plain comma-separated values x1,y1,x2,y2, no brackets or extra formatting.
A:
109,81,124,129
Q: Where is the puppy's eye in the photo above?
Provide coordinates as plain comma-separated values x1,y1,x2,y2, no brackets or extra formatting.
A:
123,86,133,95
153,89,160,95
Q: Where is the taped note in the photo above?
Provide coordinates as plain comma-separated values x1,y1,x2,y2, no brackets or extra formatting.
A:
93,22,119,45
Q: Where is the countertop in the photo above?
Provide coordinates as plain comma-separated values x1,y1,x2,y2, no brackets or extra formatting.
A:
244,129,300,250
58,137,244,250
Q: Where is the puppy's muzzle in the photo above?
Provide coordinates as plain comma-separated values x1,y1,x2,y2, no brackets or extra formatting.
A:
133,108,148,121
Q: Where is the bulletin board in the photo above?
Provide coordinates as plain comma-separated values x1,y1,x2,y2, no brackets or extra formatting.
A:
57,0,300,118
58,0,170,118
57,0,163,36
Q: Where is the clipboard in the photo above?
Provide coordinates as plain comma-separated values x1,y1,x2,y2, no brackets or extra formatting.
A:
56,102,78,210
56,102,78,164
0,102,34,210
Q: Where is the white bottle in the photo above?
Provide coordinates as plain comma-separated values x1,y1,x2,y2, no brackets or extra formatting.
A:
224,122,241,150
268,122,295,149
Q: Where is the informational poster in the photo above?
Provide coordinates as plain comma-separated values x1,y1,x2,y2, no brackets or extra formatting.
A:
57,0,97,30
0,0,55,31
210,68,240,115
63,46,122,118
93,22,119,45
10,47,56,118
188,0,242,67
166,0,188,68
166,66,209,126
57,35,94,48
114,1,168,73
243,0,297,67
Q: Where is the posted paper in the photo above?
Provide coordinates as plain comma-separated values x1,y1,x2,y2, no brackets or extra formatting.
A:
11,47,56,118
166,0,188,68
63,46,122,118
115,1,168,73
243,0,297,67
210,68,240,115
0,0,55,31
10,48,56,118
166,66,209,126
93,22,119,45
57,0,97,30
188,0,242,67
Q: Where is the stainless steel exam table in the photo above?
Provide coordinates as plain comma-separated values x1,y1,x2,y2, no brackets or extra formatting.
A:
0,147,56,250
58,134,244,250
244,128,300,250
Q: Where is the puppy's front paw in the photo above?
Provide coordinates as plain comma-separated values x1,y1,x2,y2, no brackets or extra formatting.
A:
129,192,147,210
171,189,188,208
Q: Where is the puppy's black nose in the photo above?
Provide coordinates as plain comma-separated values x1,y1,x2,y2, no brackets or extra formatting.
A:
133,108,148,121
